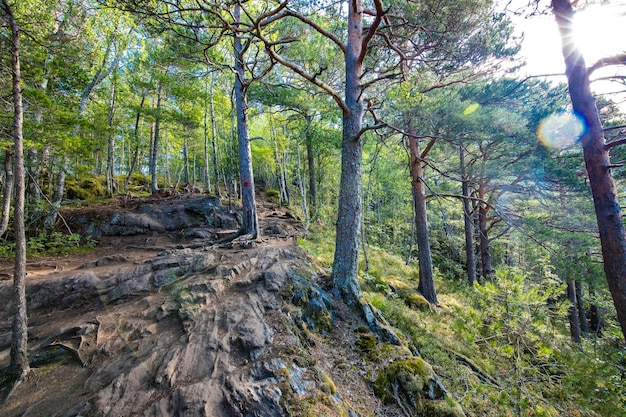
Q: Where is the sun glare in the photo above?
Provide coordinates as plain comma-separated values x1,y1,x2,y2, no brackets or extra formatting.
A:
537,112,586,150
573,2,626,65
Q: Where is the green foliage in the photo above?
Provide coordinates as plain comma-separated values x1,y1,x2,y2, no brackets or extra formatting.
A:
0,232,96,259
27,232,96,256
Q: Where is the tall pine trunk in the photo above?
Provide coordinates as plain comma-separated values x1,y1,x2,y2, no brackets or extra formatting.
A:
234,3,258,236
407,131,437,305
3,0,30,380
460,143,476,285
331,0,364,304
553,0,626,339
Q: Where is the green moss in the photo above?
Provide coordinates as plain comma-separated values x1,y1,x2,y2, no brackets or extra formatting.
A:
355,334,378,351
374,358,434,403
65,177,106,200
423,397,466,417
403,292,431,311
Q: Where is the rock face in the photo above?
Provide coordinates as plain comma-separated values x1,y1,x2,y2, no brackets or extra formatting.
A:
0,196,462,417
0,240,350,416
64,196,240,239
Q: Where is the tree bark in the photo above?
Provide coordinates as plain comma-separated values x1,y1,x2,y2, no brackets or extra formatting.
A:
567,280,582,344
0,147,14,238
44,156,67,229
407,132,437,305
3,0,30,380
183,132,190,184
478,185,494,282
553,0,626,340
575,280,589,337
460,143,477,285
296,140,309,229
331,0,365,305
210,79,220,196
234,3,258,236
124,94,145,194
203,78,211,192
151,81,163,194
304,115,317,219
106,76,117,197
589,286,604,338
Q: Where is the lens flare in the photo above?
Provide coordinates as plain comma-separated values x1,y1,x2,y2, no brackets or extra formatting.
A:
537,112,586,149
463,103,480,116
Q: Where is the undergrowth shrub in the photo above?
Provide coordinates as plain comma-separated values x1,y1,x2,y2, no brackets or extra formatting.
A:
0,232,95,258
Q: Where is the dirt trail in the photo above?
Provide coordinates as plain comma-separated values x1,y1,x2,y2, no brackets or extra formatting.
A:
0,194,394,417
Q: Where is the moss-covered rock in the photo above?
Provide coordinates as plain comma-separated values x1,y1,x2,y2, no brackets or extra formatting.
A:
66,177,106,200
374,358,432,401
423,397,466,417
403,292,431,311
374,358,466,417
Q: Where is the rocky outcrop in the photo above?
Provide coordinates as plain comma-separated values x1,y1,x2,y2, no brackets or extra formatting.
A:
63,196,240,238
0,240,363,416
0,196,463,417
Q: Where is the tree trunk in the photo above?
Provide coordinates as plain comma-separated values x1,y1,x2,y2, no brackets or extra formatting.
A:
576,280,589,337
3,0,30,380
305,115,317,219
183,132,190,184
203,78,211,192
296,140,309,230
477,169,493,282
407,132,437,305
44,156,67,229
567,280,582,344
106,76,117,197
234,3,258,236
553,0,626,339
210,76,220,195
0,147,14,238
460,143,476,285
164,127,171,187
331,0,364,305
589,286,604,338
124,94,145,194
477,202,493,282
151,81,163,194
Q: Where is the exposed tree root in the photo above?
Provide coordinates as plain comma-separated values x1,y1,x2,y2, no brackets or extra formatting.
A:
360,300,405,347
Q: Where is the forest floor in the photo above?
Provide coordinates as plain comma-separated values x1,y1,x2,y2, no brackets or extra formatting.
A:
0,192,400,417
